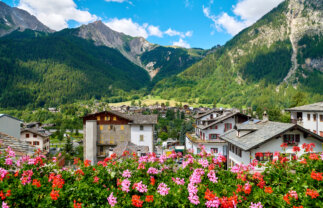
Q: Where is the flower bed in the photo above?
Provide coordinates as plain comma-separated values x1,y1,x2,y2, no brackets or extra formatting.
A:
0,144,322,207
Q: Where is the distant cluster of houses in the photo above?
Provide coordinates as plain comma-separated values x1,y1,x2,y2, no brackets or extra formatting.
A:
0,101,322,170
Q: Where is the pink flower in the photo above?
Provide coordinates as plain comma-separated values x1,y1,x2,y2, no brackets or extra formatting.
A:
320,152,323,160
207,170,218,183
122,169,131,178
205,198,220,208
135,181,148,193
107,192,117,207
121,179,131,192
289,190,298,200
147,167,159,174
28,159,36,165
188,193,200,205
0,168,8,180
250,202,263,208
93,176,99,183
187,183,198,195
52,157,57,162
172,177,185,185
159,154,167,164
157,183,170,196
4,158,13,166
2,201,9,208
6,147,15,158
198,159,209,168
230,165,240,173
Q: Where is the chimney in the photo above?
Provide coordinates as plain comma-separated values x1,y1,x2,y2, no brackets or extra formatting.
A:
263,111,269,122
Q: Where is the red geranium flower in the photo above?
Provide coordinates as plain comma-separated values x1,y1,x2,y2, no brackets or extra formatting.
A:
309,153,319,160
145,195,154,202
132,195,143,207
264,186,273,194
50,189,59,200
74,200,82,208
306,189,319,199
311,171,323,181
292,146,300,152
32,179,41,188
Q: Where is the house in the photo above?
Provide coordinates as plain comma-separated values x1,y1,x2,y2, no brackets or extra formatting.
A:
285,102,323,136
0,114,21,139
82,111,158,164
0,132,35,156
186,110,250,156
20,127,51,153
221,120,323,168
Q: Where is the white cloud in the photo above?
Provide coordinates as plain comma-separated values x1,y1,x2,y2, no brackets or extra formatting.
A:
105,18,148,38
165,28,193,38
148,25,163,37
173,38,190,48
203,0,284,36
18,0,98,30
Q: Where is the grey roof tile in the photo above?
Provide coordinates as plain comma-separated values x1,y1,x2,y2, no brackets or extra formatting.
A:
285,102,323,112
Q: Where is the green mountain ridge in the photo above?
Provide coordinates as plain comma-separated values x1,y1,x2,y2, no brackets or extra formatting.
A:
0,29,150,108
151,0,323,109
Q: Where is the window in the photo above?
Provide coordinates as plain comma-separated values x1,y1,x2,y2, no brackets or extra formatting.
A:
100,125,103,130
211,148,218,153
113,116,117,121
307,114,311,121
283,134,300,145
255,152,273,161
26,134,29,138
209,134,219,140
97,116,101,121
313,114,317,121
33,134,37,138
140,135,144,141
120,135,124,142
108,125,113,130
105,116,108,121
320,115,323,122
140,125,144,130
210,114,213,119
224,123,232,132
110,136,114,144
120,125,124,130
33,141,39,145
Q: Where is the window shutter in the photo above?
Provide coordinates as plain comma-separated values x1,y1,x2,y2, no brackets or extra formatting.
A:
295,135,300,142
283,135,288,143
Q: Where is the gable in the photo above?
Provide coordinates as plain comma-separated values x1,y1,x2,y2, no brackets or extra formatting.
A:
82,111,132,125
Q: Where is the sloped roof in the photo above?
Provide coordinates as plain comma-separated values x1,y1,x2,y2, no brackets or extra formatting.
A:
82,111,158,124
113,141,149,158
0,132,35,156
285,102,323,112
220,121,323,151
197,112,249,130
21,128,52,137
193,109,224,119
0,114,22,122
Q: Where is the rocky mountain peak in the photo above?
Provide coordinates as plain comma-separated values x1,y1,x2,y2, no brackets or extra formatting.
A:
0,1,53,37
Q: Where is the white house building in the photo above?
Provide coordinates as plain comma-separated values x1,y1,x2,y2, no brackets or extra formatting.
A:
285,102,323,136
20,128,51,153
82,111,157,164
0,114,21,139
186,110,250,156
221,120,323,168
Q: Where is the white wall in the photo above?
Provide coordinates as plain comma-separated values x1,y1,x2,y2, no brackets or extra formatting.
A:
85,120,97,165
301,112,323,136
0,116,20,139
21,132,49,151
131,124,154,152
228,129,323,167
198,117,235,140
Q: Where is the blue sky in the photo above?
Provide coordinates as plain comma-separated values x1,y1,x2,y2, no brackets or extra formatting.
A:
2,0,284,49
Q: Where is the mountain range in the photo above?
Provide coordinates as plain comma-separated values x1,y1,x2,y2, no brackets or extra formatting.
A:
0,0,322,109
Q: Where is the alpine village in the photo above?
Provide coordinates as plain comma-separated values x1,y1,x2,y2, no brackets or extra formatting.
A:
0,0,322,207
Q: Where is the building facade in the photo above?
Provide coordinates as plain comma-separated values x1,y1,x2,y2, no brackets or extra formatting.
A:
82,111,157,164
221,121,323,169
186,110,250,156
0,114,21,139
285,102,323,136
20,128,51,153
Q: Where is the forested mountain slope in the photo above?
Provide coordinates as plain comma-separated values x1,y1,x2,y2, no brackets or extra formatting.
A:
0,29,150,108
152,0,323,109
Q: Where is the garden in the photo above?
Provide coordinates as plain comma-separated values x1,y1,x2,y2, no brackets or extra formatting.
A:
0,143,322,207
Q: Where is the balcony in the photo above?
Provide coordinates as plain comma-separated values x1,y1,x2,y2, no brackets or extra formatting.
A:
186,133,226,144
